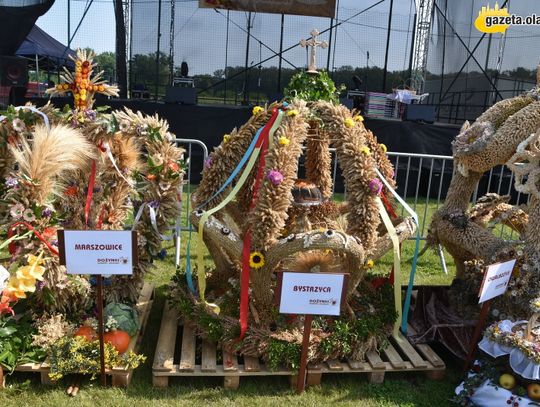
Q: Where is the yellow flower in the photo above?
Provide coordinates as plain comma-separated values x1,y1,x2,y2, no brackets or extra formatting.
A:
16,265,45,282
365,260,374,269
6,285,26,299
278,136,290,146
379,143,387,153
286,109,298,117
223,134,231,143
344,118,355,128
252,106,264,115
27,254,45,266
354,115,364,122
7,277,34,296
249,252,265,269
535,301,540,308
360,146,371,155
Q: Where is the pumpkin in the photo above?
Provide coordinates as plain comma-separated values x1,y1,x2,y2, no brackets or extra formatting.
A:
73,325,97,342
104,329,130,353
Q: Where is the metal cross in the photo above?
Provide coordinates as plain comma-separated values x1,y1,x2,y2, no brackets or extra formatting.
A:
300,29,328,74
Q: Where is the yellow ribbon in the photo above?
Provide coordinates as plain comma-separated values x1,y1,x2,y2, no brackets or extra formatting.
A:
375,197,402,339
196,111,284,304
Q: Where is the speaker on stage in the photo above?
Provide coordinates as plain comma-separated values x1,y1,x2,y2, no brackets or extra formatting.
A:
0,56,28,87
165,86,197,105
404,104,435,123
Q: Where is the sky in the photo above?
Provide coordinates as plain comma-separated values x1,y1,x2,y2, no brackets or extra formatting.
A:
35,0,540,77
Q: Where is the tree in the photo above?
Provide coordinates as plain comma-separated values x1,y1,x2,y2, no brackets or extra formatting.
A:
94,52,116,83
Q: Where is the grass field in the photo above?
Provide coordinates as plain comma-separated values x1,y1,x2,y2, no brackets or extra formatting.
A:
0,198,466,406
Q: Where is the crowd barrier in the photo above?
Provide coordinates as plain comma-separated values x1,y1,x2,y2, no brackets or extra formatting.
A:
172,139,523,273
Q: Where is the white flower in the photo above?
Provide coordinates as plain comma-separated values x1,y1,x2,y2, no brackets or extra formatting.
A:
165,132,174,142
153,154,164,166
10,202,25,219
119,120,130,132
23,208,36,222
12,118,25,132
159,181,171,191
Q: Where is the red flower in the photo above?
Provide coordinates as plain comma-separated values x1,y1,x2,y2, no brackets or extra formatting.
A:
167,161,179,172
146,174,157,181
64,186,78,197
42,227,57,241
0,291,15,316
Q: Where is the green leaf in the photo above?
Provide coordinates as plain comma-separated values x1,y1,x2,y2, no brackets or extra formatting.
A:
0,326,17,337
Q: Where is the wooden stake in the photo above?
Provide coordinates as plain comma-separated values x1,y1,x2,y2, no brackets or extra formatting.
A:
463,299,491,372
296,314,313,394
97,275,107,386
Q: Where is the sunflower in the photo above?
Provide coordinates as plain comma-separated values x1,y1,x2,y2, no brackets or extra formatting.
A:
249,251,265,269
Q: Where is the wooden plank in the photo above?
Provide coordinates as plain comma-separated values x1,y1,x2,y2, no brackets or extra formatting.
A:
152,302,179,372
201,340,217,372
381,342,407,370
347,359,368,370
416,344,445,368
244,356,260,372
393,333,429,369
222,349,238,372
178,323,196,372
365,350,385,370
326,359,343,371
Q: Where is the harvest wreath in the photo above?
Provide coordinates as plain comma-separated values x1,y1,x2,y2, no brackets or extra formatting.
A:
0,48,184,380
168,92,418,368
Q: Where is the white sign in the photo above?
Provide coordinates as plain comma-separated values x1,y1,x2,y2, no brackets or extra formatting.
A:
60,230,136,275
279,272,346,316
0,265,9,291
478,259,516,303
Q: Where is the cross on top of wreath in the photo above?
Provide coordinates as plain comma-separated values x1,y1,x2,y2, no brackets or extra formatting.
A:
46,48,119,111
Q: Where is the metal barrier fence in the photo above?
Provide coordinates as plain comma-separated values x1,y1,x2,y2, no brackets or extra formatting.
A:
172,139,522,270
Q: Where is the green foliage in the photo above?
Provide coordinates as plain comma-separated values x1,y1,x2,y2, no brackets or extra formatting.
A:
48,336,145,381
266,339,301,371
94,51,116,82
284,70,344,104
104,303,139,337
196,309,223,343
0,314,46,372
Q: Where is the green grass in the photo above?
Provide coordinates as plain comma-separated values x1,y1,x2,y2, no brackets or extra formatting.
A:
0,197,464,406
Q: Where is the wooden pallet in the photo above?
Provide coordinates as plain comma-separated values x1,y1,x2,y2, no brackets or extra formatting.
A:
2,282,154,389
306,332,445,386
152,302,297,389
152,303,445,389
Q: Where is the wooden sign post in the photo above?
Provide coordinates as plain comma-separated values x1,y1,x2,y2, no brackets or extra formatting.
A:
276,271,348,393
463,258,516,372
58,230,138,386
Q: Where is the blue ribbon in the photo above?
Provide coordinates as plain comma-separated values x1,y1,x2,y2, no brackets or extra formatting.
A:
196,127,264,210
185,126,265,293
401,228,420,334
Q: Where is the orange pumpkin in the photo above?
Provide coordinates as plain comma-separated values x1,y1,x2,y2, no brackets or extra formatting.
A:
104,330,130,353
74,326,97,342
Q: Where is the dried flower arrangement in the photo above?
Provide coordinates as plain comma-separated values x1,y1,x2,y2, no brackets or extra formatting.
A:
0,48,184,378
168,87,416,369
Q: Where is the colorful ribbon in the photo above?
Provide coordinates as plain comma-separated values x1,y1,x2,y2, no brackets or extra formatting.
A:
0,106,50,129
8,221,59,257
85,160,97,226
195,110,281,302
374,168,420,335
132,203,173,241
102,141,134,186
375,197,402,338
239,110,283,338
184,126,265,294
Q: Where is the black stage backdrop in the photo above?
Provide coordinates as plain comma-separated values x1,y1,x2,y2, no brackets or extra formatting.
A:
30,98,461,192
